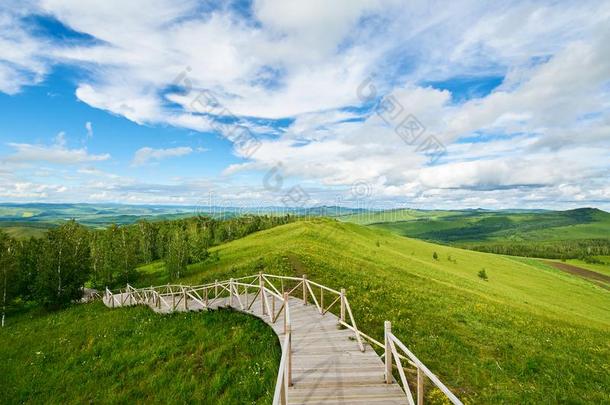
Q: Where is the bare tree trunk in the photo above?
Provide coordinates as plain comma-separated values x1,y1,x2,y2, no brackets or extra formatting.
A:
121,229,129,283
57,245,63,299
3,246,11,327
2,265,6,327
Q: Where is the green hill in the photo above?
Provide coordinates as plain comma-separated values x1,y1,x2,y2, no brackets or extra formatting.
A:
345,208,610,260
345,208,610,242
3,219,609,403
137,219,609,403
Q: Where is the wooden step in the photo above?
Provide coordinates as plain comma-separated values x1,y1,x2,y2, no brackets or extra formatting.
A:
105,287,409,404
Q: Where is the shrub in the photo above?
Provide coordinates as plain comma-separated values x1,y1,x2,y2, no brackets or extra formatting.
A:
478,268,488,281
432,251,438,260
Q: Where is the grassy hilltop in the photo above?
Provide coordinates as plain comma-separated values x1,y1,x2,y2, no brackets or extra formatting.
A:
137,219,610,404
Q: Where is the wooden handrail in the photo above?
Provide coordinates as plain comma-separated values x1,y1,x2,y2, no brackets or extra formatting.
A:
385,322,463,405
107,273,461,404
272,329,291,405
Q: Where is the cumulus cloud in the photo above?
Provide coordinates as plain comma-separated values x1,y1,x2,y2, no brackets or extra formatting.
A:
132,146,193,166
0,1,609,207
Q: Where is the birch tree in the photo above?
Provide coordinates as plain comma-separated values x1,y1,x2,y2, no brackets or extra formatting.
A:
0,230,17,327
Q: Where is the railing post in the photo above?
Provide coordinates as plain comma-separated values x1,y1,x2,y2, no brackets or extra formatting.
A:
417,367,424,405
259,272,266,315
229,278,234,307
340,288,346,323
302,274,307,305
287,323,292,387
385,321,392,384
283,292,289,334
320,288,324,314
183,286,188,310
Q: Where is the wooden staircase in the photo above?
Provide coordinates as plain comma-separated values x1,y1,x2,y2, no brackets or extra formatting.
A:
103,274,462,405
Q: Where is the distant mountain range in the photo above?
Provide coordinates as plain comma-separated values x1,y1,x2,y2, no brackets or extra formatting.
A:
0,203,607,241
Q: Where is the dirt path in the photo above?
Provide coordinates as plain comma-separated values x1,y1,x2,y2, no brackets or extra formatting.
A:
543,260,610,289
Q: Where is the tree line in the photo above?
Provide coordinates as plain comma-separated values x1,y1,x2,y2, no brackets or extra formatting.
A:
1,215,294,319
461,238,610,260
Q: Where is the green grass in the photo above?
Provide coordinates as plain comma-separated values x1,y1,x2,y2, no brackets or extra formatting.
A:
4,219,609,403
0,302,280,404
136,219,610,404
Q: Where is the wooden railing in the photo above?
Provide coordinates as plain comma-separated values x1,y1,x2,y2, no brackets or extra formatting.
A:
104,273,462,404
385,321,463,405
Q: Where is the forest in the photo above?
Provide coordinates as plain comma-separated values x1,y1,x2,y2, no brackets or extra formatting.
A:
460,238,610,259
0,215,294,317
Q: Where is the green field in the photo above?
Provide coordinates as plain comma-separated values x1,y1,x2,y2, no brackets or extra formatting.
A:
131,219,610,403
3,219,609,403
0,302,279,404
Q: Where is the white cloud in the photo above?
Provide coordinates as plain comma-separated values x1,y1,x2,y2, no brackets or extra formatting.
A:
0,3,50,94
0,1,609,208
5,133,110,164
132,146,193,166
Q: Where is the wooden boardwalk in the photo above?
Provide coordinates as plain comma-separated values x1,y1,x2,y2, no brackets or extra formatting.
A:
103,274,462,405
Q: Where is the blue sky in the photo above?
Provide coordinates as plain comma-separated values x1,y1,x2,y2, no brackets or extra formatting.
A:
0,1,609,209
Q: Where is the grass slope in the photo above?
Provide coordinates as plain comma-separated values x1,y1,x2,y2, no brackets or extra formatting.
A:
138,219,610,404
0,302,280,404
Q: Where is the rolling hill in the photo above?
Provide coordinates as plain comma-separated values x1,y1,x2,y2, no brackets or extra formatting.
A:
3,219,609,403
137,219,609,403
341,207,610,260
341,208,610,242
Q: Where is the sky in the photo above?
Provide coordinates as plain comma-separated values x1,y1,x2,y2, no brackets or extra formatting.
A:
1,0,609,210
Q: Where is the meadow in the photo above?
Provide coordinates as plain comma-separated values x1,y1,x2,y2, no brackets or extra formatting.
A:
0,302,280,404
2,218,609,403
133,219,610,403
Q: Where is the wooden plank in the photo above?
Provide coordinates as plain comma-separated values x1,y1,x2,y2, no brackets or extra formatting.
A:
101,278,453,405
